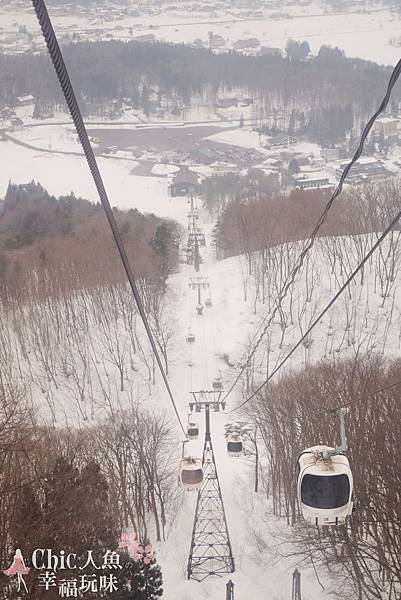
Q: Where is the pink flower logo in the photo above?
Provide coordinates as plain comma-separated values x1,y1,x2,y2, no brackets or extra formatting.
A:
118,532,154,564
134,545,154,565
118,531,140,559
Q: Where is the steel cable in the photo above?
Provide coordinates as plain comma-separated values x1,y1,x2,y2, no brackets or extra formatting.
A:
32,0,186,436
228,202,401,413
222,57,401,404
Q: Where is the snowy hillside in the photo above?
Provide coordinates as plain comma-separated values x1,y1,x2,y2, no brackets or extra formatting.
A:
154,221,401,600
3,0,401,595
3,195,401,597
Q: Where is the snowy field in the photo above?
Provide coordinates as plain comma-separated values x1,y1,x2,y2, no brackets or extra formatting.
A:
2,97,400,598
0,141,190,224
10,124,85,153
156,220,401,599
1,1,401,65
2,1,401,594
3,196,401,598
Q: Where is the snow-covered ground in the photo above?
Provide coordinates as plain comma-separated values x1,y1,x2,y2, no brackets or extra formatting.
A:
3,109,401,595
206,128,267,151
3,0,401,589
156,213,401,599
153,222,332,600
2,1,401,65
3,189,399,598
10,124,84,153
151,164,180,176
0,141,190,223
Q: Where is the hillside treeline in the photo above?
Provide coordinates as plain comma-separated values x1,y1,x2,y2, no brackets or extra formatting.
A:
0,388,166,599
0,181,181,301
1,41,398,144
214,180,401,259
224,178,401,596
252,354,401,599
0,182,183,594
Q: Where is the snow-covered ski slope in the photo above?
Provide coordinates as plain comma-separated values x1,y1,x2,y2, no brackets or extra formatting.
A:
4,191,401,597
156,211,401,600
3,112,401,597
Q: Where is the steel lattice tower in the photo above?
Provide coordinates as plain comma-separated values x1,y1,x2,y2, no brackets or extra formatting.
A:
187,401,235,581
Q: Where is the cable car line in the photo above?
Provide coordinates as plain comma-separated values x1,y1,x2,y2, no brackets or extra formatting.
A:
227,199,401,414
184,202,235,571
327,376,401,413
32,0,401,540
32,0,187,437
222,57,401,405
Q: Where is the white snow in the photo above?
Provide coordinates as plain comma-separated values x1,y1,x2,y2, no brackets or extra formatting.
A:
2,2,401,593
11,124,83,153
0,141,188,223
207,128,266,150
2,127,400,596
151,163,180,176
1,2,401,65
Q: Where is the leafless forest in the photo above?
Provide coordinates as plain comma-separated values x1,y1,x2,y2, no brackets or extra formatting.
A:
1,176,401,598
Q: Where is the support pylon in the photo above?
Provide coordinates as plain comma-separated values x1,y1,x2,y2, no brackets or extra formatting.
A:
226,580,235,600
194,239,200,272
189,277,209,307
292,569,301,600
187,401,235,581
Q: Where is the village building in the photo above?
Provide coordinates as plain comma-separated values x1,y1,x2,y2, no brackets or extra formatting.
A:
208,33,226,48
373,117,399,139
169,167,199,197
15,95,35,106
292,173,331,190
335,157,394,182
193,147,220,164
133,33,155,43
322,147,340,162
233,38,260,50
266,135,297,149
259,46,284,57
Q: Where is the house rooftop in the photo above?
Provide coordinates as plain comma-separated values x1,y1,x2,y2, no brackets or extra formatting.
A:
173,167,199,184
376,117,399,124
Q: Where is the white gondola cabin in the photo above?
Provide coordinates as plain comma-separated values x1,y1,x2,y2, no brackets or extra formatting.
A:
205,297,212,307
187,419,199,440
297,446,353,526
227,433,243,457
196,303,203,315
179,458,203,491
212,376,223,390
186,328,195,344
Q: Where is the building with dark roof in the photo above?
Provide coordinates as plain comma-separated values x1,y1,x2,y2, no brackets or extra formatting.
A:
259,46,284,57
335,158,394,183
233,38,260,50
266,135,297,149
292,175,331,190
169,167,199,197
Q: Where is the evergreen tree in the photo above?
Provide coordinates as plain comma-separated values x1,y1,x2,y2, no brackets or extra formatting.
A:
10,484,42,560
0,252,7,277
150,222,178,276
16,456,122,598
300,40,310,59
141,85,150,118
288,159,300,174
117,556,163,600
288,109,296,134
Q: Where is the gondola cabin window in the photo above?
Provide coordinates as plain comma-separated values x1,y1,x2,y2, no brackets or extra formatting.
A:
301,473,350,510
